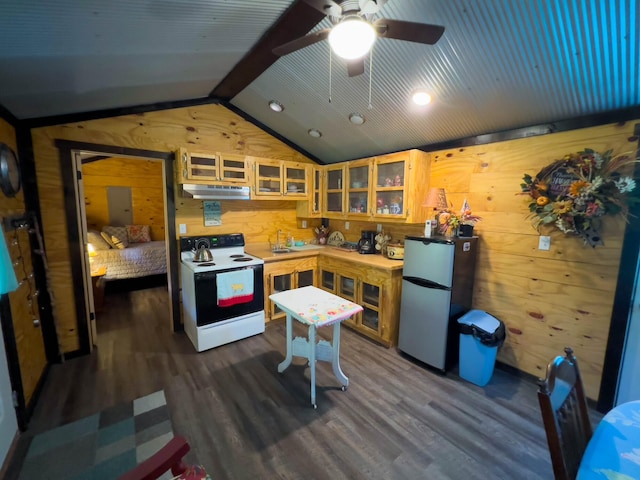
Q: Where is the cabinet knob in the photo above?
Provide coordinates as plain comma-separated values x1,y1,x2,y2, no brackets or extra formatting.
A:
33,318,41,328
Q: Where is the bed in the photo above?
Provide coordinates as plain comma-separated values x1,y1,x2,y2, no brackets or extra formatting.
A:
88,227,167,281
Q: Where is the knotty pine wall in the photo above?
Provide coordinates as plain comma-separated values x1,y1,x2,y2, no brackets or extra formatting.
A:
0,118,48,404
83,156,166,241
333,120,638,399
30,104,314,353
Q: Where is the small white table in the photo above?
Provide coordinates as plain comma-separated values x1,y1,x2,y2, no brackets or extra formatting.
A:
270,286,363,408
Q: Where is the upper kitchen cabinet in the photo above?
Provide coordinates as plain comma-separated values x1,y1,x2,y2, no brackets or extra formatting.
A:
252,158,309,199
324,164,346,217
371,150,431,223
346,159,371,218
176,147,249,185
296,166,323,218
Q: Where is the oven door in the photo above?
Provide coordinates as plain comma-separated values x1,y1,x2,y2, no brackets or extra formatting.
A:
194,265,264,326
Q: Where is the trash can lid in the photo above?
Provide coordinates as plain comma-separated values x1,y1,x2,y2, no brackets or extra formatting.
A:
458,309,501,334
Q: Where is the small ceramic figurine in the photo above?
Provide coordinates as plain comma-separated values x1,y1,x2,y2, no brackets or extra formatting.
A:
394,175,403,186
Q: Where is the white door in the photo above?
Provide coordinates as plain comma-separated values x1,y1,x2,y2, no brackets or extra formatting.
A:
0,314,18,466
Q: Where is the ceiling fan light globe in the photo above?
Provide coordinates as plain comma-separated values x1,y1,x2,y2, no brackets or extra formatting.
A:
412,91,432,106
328,18,376,60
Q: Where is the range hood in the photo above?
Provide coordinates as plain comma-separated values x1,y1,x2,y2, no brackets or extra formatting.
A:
181,184,251,200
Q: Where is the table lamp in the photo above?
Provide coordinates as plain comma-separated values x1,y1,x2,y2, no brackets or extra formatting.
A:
0,224,19,294
422,188,448,236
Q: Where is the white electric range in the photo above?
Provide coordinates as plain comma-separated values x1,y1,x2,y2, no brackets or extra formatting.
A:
180,233,265,352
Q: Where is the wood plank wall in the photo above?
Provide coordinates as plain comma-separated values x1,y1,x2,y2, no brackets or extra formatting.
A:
0,118,47,404
82,157,166,240
30,104,314,353
330,121,638,399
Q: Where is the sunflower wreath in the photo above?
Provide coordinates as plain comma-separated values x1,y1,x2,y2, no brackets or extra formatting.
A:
520,148,638,247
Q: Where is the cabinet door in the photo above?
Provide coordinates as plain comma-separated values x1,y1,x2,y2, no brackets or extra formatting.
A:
360,281,382,336
346,160,371,217
269,271,293,320
338,273,358,327
372,154,410,219
296,167,323,218
297,268,315,288
254,159,283,197
320,268,336,293
324,165,345,215
219,153,249,184
284,163,308,198
182,148,220,181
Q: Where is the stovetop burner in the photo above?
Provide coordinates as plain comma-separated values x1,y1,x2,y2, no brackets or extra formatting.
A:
234,257,252,262
229,254,244,258
197,262,216,266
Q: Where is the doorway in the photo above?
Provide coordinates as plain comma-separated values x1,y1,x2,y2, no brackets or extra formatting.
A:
56,140,179,355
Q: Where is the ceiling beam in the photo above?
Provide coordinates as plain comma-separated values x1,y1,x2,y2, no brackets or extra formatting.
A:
210,0,326,100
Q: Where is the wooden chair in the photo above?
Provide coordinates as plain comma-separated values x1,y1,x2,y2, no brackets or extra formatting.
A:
537,347,593,480
118,435,192,480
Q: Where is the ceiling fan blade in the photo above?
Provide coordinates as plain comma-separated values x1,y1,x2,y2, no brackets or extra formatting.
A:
347,58,365,77
303,0,342,17
359,0,387,15
273,28,331,56
374,18,445,45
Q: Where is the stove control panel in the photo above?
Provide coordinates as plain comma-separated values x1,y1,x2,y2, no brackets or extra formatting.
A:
180,233,245,252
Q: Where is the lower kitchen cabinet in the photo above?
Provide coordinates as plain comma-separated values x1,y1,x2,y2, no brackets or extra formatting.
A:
318,256,402,347
263,256,317,321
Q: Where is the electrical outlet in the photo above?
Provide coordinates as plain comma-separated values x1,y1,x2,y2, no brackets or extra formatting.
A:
538,235,551,250
345,221,350,230
377,224,382,232
301,220,307,229
179,224,187,234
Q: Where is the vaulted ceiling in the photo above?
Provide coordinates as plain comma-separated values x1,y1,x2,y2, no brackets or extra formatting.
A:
1,0,638,163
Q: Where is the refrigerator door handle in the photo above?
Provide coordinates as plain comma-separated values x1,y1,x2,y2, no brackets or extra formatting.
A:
403,276,450,291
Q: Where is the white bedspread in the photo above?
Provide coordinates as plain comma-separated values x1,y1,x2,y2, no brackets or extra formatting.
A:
93,241,167,281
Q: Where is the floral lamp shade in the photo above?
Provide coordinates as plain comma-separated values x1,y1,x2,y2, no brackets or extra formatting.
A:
423,188,448,211
0,224,18,294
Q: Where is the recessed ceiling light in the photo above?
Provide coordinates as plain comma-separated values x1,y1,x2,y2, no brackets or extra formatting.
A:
412,90,432,106
268,100,284,112
308,129,322,138
349,113,366,125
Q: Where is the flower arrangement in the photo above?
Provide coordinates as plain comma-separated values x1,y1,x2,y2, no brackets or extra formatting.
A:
520,148,638,247
438,199,482,236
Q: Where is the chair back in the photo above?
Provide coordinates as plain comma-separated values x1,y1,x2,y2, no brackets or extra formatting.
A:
537,347,593,480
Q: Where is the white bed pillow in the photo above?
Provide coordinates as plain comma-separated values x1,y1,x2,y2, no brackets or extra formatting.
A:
88,230,111,250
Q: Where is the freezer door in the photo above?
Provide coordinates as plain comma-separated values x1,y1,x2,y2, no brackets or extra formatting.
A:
403,238,455,288
398,279,452,370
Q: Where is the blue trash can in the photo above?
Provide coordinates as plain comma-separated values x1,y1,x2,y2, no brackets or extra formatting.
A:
457,310,506,386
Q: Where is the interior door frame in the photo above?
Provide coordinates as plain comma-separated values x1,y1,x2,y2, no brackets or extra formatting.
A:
55,140,180,355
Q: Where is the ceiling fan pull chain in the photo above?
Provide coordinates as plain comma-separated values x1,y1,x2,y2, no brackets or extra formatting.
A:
368,47,373,110
329,44,332,104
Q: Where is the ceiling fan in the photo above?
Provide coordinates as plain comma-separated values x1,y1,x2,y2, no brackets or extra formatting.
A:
273,0,445,77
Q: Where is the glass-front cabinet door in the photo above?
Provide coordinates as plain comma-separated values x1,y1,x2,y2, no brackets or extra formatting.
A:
311,167,322,215
372,153,410,219
320,269,336,292
270,272,293,319
346,160,371,217
360,281,382,336
283,163,308,198
324,165,345,216
218,153,249,183
338,273,358,327
254,158,283,197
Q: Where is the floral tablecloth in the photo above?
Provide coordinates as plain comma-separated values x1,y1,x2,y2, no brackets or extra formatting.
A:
269,285,363,327
578,400,640,479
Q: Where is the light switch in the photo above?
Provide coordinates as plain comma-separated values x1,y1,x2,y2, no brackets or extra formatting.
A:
301,220,308,229
179,224,187,234
377,224,382,232
345,221,350,230
538,235,551,250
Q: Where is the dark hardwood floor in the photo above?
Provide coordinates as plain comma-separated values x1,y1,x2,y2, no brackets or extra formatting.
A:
8,285,559,479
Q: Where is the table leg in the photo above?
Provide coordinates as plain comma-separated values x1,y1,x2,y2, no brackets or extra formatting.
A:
278,313,293,373
309,325,317,408
332,321,349,389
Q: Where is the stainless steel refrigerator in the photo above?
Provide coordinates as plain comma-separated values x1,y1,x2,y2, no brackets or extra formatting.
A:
398,236,478,372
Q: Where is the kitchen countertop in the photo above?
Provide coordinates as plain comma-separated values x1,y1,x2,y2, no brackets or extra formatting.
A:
245,243,404,271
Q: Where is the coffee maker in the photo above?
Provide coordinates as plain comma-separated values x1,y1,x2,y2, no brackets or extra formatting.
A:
358,230,377,254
